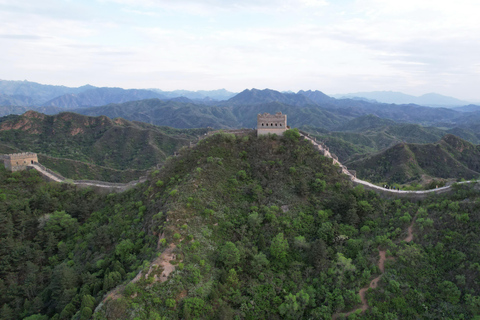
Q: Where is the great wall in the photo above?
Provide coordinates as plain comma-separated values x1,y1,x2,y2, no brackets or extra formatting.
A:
298,131,468,199
0,153,145,193
1,111,477,196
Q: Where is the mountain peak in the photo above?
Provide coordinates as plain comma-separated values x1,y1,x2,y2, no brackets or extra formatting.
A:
227,88,315,107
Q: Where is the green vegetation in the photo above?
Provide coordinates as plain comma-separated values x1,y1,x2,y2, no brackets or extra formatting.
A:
3,131,480,319
37,155,146,183
0,111,209,181
302,117,480,163
0,165,158,320
346,134,480,184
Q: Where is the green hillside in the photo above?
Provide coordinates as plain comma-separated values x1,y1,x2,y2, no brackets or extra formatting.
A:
38,155,147,182
4,131,480,319
346,134,480,184
0,142,145,182
0,111,208,180
301,116,480,164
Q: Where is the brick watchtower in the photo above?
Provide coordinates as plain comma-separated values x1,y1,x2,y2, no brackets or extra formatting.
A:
3,152,38,172
257,112,287,136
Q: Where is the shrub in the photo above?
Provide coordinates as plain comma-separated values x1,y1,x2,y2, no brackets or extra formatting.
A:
283,128,300,141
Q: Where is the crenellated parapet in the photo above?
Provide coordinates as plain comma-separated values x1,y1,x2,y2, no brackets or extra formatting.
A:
257,112,287,136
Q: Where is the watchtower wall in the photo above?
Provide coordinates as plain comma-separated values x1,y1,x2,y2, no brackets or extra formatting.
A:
3,152,38,172
257,112,287,136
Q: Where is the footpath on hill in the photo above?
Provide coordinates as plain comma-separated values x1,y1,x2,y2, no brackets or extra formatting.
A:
332,214,417,319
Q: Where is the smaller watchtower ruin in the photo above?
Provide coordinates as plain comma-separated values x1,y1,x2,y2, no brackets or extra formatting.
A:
3,152,38,172
257,112,287,136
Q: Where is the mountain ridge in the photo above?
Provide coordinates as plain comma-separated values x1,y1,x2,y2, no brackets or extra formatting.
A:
334,90,470,107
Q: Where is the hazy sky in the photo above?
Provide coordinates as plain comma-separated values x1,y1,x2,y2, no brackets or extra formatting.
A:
1,0,480,100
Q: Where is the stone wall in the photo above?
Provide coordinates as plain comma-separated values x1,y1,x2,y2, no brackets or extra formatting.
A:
4,152,38,172
257,112,287,136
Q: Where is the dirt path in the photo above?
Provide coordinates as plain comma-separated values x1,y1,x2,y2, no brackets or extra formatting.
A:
404,221,414,243
332,249,391,319
101,243,178,303
332,222,414,319
153,243,178,282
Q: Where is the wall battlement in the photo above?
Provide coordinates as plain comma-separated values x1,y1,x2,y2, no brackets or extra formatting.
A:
257,112,287,136
5,152,38,160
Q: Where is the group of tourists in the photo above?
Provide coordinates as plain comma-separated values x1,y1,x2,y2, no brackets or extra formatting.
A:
383,184,400,191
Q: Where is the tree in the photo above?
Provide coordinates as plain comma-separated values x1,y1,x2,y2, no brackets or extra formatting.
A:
279,290,310,319
44,211,78,240
226,269,239,287
283,128,300,141
310,239,328,272
270,233,289,262
438,281,461,304
219,242,240,268
312,178,326,192
183,297,206,319
115,239,134,262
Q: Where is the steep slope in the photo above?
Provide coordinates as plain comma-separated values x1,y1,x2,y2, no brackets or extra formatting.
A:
346,135,480,183
94,131,379,319
0,111,207,175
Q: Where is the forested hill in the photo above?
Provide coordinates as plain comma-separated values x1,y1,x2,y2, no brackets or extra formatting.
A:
4,129,480,319
346,134,480,184
0,111,208,181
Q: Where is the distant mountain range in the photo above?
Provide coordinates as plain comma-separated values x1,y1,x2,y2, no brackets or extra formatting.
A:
3,81,480,133
0,80,237,109
49,88,480,135
333,91,471,107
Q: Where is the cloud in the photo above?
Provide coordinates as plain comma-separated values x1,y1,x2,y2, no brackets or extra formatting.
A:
100,0,329,14
0,34,44,40
0,0,479,99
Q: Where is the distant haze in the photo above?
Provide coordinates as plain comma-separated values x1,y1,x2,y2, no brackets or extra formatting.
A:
334,91,472,107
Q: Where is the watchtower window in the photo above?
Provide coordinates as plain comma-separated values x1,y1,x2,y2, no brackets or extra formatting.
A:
280,124,282,126
271,123,273,126
275,123,278,126
262,123,264,126
265,123,268,126
31,160,34,164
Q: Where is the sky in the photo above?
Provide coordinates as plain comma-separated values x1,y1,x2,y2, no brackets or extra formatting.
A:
1,0,480,100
